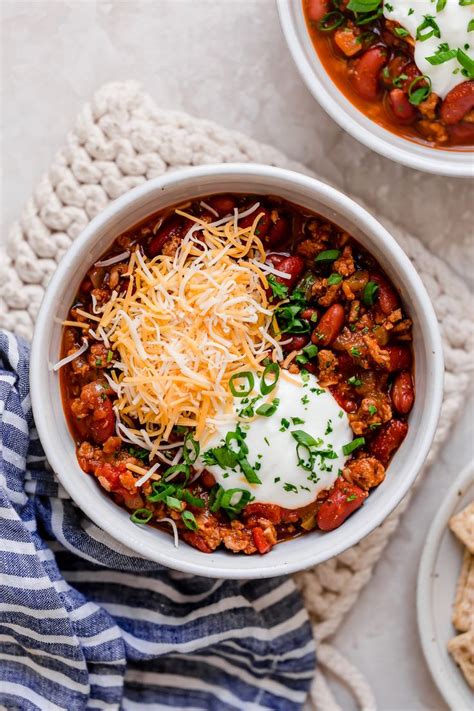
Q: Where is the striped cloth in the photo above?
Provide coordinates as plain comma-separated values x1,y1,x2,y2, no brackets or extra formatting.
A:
0,330,315,711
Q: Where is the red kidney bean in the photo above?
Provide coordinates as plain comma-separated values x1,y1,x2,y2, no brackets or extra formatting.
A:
383,56,410,87
80,277,92,293
440,81,474,125
317,478,367,531
244,503,282,524
183,532,212,554
370,419,408,465
207,195,236,216
273,255,305,291
384,345,412,372
282,334,310,352
311,304,345,346
266,253,287,269
370,273,399,315
200,471,216,489
307,0,329,21
351,48,387,101
239,208,272,238
90,398,115,444
391,371,414,414
148,217,184,256
448,122,474,145
266,216,290,247
388,89,417,122
329,384,358,413
400,62,421,91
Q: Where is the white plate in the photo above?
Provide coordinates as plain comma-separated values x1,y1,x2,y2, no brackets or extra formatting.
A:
417,462,474,709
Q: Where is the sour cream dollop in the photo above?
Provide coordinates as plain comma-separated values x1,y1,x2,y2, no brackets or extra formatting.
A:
196,370,353,509
383,0,474,98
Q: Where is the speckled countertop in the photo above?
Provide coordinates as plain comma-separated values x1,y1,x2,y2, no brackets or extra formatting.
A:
1,1,473,708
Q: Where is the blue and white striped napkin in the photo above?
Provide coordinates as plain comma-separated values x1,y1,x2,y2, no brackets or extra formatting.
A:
0,330,315,710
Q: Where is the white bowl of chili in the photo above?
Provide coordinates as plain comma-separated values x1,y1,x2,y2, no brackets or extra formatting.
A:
31,164,443,578
277,0,474,177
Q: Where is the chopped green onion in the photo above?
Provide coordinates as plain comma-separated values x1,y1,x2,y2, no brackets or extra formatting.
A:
296,443,315,471
166,495,184,511
362,280,379,305
416,15,441,42
220,488,253,513
260,362,280,395
147,482,176,503
183,432,200,464
468,19,474,32
392,73,408,87
327,273,343,285
225,430,249,459
291,430,321,448
240,458,262,484
181,510,198,531
106,350,113,363
256,399,280,417
163,463,190,481
229,371,255,397
350,347,361,357
181,490,205,508
342,437,366,456
347,0,382,11
457,48,474,78
315,249,341,263
347,375,363,386
130,508,153,524
368,404,378,415
303,343,318,358
408,74,432,105
436,0,447,9
394,26,410,37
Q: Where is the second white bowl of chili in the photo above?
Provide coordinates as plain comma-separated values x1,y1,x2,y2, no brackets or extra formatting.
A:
30,164,443,578
278,0,474,177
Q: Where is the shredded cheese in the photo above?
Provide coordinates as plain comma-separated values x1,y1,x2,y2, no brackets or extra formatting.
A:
95,208,280,451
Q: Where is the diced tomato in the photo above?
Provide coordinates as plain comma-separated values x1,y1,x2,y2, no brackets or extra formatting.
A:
244,503,282,524
252,527,272,555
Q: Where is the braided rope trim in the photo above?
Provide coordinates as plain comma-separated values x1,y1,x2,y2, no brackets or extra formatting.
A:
1,81,473,707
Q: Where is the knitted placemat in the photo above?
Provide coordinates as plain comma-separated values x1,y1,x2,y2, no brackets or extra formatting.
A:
1,81,472,710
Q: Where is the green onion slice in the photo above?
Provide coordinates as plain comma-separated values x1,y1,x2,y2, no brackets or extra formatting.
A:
408,74,432,105
181,510,198,531
362,280,379,305
130,508,153,524
229,371,255,397
240,458,262,485
220,488,253,512
260,362,280,395
183,432,200,464
342,437,366,456
255,399,280,417
315,249,341,263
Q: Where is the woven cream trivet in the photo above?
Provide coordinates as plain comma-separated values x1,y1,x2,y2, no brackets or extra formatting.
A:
1,81,472,710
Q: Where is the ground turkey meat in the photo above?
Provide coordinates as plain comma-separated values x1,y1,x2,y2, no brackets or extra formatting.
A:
343,456,385,490
349,395,392,435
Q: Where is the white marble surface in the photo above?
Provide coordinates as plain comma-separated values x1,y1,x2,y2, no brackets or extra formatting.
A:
1,1,473,708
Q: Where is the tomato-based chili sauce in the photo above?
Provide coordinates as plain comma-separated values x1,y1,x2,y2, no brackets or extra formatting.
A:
303,0,474,149
59,194,414,555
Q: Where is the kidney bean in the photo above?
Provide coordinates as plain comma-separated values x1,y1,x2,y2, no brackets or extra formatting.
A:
239,208,272,238
448,122,474,145
183,532,212,554
90,397,115,444
311,303,345,346
317,478,367,531
307,0,329,21
370,273,399,315
252,527,273,555
391,371,414,414
384,345,412,372
440,81,474,125
350,48,387,101
80,277,92,293
329,384,358,413
200,471,216,489
207,195,236,216
266,216,290,247
273,255,305,291
388,89,417,122
282,334,310,352
383,56,410,87
400,63,421,92
244,503,282,524
370,420,408,464
148,217,184,257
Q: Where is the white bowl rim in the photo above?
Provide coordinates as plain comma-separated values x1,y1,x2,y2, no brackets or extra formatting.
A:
277,0,474,178
30,163,444,579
